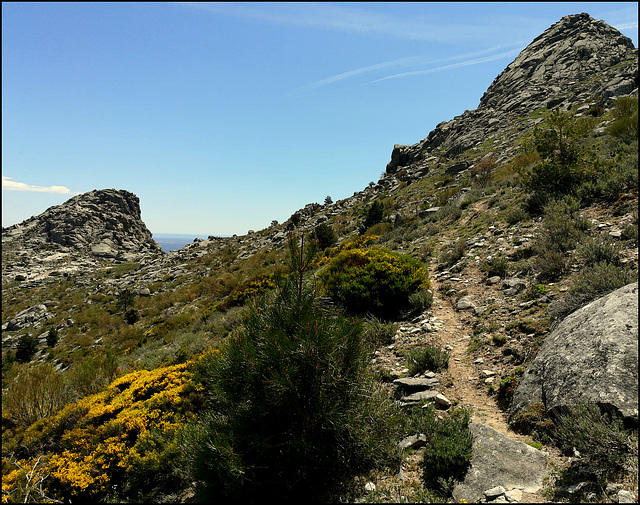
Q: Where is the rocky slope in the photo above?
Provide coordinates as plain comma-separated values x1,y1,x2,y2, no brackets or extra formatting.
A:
2,188,162,258
2,189,163,286
385,12,637,178
1,13,638,504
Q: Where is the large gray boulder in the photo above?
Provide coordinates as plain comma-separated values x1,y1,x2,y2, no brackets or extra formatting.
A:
510,282,638,423
452,423,548,503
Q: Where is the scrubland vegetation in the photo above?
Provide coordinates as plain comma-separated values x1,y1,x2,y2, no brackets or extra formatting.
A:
2,97,638,502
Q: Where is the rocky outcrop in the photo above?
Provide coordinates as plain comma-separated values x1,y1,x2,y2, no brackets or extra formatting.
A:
452,423,549,503
510,282,639,424
2,304,54,332
2,189,163,261
386,13,637,175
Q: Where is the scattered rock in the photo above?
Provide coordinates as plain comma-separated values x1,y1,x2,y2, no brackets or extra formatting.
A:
617,489,637,503
398,434,427,450
3,304,54,331
457,296,477,311
484,485,506,499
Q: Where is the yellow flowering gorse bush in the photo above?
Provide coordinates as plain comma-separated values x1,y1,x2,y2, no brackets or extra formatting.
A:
2,359,210,503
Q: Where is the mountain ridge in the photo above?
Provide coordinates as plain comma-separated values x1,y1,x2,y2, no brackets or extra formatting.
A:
1,12,638,504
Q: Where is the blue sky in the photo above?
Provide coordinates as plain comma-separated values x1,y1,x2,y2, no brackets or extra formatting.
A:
2,2,638,236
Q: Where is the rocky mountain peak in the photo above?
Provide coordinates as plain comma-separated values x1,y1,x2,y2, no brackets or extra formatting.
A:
479,12,636,110
2,188,162,261
385,12,637,175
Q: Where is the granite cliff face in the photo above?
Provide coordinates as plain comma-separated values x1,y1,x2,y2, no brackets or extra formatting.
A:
385,13,637,176
2,189,162,261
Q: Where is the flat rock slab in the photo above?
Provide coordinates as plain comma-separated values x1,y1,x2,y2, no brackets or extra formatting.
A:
452,423,548,503
393,377,439,391
401,390,439,402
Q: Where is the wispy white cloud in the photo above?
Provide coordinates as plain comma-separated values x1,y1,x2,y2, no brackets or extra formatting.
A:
614,21,639,30
177,2,534,44
360,48,523,86
296,56,421,92
2,176,78,194
297,44,525,93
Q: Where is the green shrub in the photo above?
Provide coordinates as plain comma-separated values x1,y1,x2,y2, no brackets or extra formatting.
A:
406,345,450,376
363,316,398,347
2,362,69,426
621,222,638,244
547,262,639,322
319,246,430,320
471,156,497,187
124,308,139,325
509,402,554,441
424,204,462,223
421,406,473,495
408,290,433,315
496,367,525,410
481,254,509,278
65,349,119,400
313,222,337,251
222,272,276,309
15,334,39,363
116,289,135,313
576,234,621,267
46,328,59,348
184,250,402,502
606,96,638,143
491,334,507,346
439,238,466,269
533,197,590,280
553,403,632,481
517,110,602,205
503,205,530,225
363,221,393,236
359,200,385,234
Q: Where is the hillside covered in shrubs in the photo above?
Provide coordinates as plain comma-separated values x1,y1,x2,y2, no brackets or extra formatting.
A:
2,12,638,504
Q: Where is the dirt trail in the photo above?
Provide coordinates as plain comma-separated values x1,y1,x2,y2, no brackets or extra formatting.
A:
428,272,521,440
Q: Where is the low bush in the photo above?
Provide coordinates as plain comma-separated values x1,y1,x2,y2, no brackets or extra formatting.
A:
406,345,450,376
503,205,530,225
546,262,638,321
553,403,632,482
363,316,398,347
408,289,433,315
576,234,621,267
1,362,200,503
533,197,590,280
509,402,554,442
496,367,525,410
2,363,69,427
221,272,276,309
15,334,39,363
439,238,467,269
319,246,430,320
606,96,638,143
481,254,509,278
420,406,473,495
